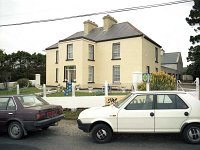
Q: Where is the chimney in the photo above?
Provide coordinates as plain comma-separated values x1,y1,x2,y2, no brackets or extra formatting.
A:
103,15,117,31
84,20,98,35
161,49,165,56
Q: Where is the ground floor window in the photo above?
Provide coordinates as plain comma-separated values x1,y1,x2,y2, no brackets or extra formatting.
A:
113,65,120,83
88,66,94,82
64,66,76,82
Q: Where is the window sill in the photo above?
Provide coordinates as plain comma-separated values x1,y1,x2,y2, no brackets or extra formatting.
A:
111,58,121,60
88,59,95,61
88,82,95,84
66,59,74,61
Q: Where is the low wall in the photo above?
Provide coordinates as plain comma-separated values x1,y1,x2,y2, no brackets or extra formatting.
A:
0,82,16,89
43,96,105,109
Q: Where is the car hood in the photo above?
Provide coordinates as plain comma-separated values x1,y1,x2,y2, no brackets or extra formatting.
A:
78,105,119,119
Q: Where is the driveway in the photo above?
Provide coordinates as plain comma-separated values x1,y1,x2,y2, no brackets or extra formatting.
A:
0,120,200,150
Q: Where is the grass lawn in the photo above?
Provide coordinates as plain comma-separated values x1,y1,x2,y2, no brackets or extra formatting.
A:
0,87,129,97
63,108,85,120
0,87,41,95
47,91,129,97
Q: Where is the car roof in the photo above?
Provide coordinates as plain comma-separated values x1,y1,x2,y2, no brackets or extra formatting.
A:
131,91,187,94
0,94,35,97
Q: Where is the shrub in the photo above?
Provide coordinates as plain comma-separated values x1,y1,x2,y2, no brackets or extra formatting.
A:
137,71,176,91
17,78,31,88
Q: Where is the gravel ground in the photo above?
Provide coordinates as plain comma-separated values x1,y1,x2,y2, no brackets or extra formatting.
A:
51,119,89,137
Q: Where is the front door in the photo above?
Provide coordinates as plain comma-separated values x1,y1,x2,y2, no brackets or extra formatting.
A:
0,97,16,131
117,94,155,133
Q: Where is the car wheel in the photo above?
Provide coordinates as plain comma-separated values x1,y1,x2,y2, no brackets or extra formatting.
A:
91,124,112,143
183,124,200,144
8,121,24,139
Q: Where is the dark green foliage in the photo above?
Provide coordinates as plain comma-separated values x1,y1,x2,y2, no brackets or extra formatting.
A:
186,0,200,78
0,50,46,84
16,78,31,88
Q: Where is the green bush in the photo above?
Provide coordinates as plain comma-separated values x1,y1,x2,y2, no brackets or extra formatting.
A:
16,78,31,88
138,71,176,91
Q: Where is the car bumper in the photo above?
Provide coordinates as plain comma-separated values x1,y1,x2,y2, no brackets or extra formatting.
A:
34,114,65,127
77,119,91,133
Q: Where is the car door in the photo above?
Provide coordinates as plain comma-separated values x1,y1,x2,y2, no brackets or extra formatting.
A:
0,97,16,131
155,94,190,132
117,94,155,133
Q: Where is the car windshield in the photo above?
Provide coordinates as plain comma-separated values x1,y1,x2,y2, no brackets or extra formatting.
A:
17,95,46,108
113,93,133,108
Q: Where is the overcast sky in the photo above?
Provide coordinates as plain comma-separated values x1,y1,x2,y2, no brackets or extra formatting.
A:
0,0,195,67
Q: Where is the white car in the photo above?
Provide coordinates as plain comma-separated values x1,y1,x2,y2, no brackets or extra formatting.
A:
77,91,200,144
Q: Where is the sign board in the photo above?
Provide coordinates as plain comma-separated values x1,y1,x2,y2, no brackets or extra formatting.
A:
105,96,125,105
142,73,152,82
64,82,72,96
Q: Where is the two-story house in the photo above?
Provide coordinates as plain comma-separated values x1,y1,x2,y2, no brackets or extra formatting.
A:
45,15,162,89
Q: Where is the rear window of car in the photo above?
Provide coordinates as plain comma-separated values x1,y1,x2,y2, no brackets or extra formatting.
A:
17,95,46,108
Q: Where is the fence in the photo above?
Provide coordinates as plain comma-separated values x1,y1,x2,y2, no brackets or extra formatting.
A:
177,78,199,100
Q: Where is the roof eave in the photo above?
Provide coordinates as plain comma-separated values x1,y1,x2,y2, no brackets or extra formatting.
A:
144,36,162,48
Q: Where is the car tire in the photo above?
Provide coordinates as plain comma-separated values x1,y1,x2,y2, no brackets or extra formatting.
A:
91,124,112,144
8,121,24,140
183,124,200,144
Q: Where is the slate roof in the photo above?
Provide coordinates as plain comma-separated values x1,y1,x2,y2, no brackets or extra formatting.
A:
161,52,181,64
46,22,161,50
45,43,58,50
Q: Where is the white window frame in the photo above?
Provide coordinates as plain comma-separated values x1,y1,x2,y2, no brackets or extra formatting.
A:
67,44,73,60
113,65,120,83
64,66,76,83
88,66,94,82
112,43,120,59
56,68,58,82
88,44,94,60
56,50,59,64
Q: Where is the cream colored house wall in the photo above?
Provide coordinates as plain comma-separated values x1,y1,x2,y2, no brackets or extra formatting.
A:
142,37,161,73
58,40,84,87
95,37,143,86
46,48,58,86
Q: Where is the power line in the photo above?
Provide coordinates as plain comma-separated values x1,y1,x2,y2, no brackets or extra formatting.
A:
0,0,193,27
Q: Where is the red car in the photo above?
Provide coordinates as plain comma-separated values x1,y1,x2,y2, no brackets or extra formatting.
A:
0,95,64,139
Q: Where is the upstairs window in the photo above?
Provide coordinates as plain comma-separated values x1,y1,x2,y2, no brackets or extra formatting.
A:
155,47,158,63
113,65,120,83
56,50,59,64
88,44,94,61
112,43,120,59
67,44,73,60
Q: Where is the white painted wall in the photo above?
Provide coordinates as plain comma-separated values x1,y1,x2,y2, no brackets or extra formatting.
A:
43,96,105,109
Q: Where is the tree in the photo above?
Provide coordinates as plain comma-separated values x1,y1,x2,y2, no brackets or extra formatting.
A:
186,0,200,78
0,50,46,85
